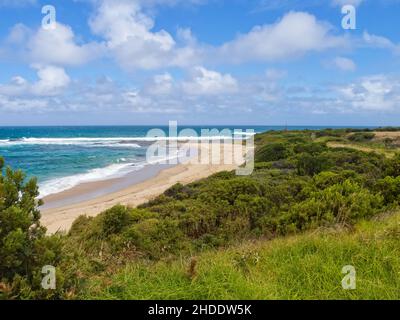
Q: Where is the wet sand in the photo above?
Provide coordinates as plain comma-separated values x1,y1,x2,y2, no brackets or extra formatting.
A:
41,142,248,234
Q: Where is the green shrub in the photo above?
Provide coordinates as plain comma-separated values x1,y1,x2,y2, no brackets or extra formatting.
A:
255,143,292,162
101,205,132,236
293,142,327,155
376,176,400,205
386,153,400,177
296,153,332,176
124,218,186,258
314,170,360,189
275,180,383,234
348,132,375,142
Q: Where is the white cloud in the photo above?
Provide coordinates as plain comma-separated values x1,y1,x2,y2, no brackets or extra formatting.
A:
89,0,199,70
1,5,353,72
332,56,356,71
2,67,399,119
6,23,32,44
182,66,238,95
144,73,174,95
363,31,400,54
337,75,400,111
217,11,348,63
0,65,70,98
27,23,103,66
0,76,29,96
4,22,103,67
0,95,49,112
31,65,71,96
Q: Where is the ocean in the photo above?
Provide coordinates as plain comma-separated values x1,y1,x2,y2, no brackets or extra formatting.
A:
0,125,371,197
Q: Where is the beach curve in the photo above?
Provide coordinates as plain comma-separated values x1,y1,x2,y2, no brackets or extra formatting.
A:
41,142,247,234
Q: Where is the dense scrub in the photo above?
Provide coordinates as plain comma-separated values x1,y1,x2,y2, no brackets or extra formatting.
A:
1,128,400,299
81,211,400,300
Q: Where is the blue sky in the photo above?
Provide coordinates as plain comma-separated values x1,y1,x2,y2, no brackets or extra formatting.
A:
0,0,399,126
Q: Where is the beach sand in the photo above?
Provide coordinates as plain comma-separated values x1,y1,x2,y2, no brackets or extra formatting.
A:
41,142,249,234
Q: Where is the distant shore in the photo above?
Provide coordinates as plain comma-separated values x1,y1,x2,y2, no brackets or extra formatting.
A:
41,142,246,234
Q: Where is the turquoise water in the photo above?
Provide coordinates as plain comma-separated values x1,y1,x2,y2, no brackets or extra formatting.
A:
0,125,371,197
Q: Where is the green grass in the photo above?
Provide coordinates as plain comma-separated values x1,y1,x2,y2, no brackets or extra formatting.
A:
80,211,400,300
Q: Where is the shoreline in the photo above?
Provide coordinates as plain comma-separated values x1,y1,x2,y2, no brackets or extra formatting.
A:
41,163,174,211
41,142,246,234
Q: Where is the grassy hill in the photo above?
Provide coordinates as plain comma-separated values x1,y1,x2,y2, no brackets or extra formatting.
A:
80,211,400,300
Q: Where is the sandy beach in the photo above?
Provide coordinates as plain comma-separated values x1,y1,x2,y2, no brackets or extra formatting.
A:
41,142,249,234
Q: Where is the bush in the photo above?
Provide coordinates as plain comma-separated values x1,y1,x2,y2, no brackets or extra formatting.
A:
296,153,332,176
376,176,400,205
255,143,292,162
348,132,375,142
124,218,186,258
386,153,400,177
275,180,383,234
293,142,327,155
101,205,133,236
314,171,360,189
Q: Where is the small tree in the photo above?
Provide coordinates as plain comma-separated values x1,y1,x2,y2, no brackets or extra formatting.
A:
0,157,61,298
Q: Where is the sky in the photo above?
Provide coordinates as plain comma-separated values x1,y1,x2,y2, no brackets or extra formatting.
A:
0,0,399,126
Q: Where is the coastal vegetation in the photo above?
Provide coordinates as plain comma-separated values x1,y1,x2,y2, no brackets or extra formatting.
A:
1,128,400,299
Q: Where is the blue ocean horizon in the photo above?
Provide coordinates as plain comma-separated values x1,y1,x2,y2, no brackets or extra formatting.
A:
0,125,377,197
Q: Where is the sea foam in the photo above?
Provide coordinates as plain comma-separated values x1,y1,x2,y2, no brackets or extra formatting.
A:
39,161,144,198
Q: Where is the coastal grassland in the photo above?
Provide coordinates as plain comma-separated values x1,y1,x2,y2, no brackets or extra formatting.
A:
320,129,400,158
79,211,400,300
1,128,400,299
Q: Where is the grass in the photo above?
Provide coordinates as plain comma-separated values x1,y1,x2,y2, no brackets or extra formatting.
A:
79,211,400,300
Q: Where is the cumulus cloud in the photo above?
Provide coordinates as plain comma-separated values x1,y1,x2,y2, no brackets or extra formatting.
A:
31,65,71,96
88,0,200,70
182,67,238,95
0,65,70,98
1,4,351,71
85,4,349,70
28,23,103,66
217,11,348,63
5,22,103,66
1,0,398,120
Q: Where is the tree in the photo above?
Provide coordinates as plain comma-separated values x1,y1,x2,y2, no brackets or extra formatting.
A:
0,157,61,298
